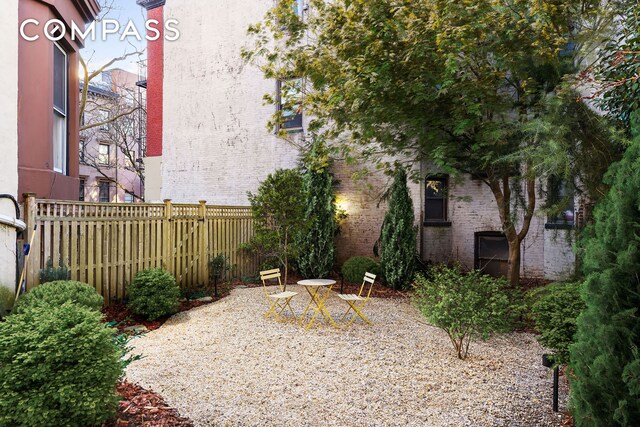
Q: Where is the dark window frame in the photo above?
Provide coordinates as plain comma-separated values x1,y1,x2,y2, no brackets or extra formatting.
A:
474,231,509,278
424,175,450,226
98,181,110,203
53,42,68,175
545,176,575,230
79,178,85,202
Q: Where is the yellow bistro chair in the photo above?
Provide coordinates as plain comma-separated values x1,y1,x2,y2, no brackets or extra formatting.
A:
338,272,376,325
260,268,297,321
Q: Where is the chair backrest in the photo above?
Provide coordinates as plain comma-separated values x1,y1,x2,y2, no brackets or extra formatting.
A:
260,268,283,294
358,272,376,299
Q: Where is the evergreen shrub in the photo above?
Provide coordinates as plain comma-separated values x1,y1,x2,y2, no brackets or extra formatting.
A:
380,168,416,289
0,303,122,426
529,282,585,366
127,268,180,320
13,280,103,314
341,256,381,283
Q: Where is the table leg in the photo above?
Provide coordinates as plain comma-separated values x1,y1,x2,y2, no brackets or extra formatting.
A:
316,285,337,328
300,285,319,322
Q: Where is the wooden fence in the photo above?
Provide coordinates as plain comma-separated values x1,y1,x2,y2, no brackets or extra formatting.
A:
22,194,259,304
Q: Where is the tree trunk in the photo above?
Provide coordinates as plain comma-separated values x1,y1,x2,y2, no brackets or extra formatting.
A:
507,236,521,286
487,172,535,286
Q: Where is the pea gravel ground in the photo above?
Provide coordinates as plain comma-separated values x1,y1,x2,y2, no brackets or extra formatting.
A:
125,285,568,426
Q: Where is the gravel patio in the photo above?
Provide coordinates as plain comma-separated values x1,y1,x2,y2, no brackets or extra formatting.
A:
126,286,567,426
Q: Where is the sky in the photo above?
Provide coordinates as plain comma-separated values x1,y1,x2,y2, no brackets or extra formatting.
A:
81,0,148,77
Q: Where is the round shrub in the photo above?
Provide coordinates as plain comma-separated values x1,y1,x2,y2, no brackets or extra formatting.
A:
0,302,122,426
127,268,180,320
530,282,585,365
13,280,103,314
341,256,381,283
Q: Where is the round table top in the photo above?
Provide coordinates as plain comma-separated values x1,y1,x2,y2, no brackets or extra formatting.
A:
297,279,336,286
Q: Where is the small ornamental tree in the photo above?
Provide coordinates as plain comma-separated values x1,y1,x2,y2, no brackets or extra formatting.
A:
380,167,416,290
570,118,640,427
248,169,305,289
297,139,337,278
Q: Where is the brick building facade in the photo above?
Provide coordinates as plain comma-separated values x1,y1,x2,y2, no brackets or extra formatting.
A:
140,0,576,281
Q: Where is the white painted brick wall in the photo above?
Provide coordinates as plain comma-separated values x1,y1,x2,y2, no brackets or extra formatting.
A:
162,0,300,206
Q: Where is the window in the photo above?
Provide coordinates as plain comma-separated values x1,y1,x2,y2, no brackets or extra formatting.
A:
98,143,110,165
99,181,110,203
546,176,575,228
276,78,303,130
424,175,449,223
79,139,86,164
475,232,509,277
124,193,134,203
79,178,85,201
97,109,110,131
53,43,67,174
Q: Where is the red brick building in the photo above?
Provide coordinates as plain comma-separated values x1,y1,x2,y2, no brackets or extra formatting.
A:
17,0,100,201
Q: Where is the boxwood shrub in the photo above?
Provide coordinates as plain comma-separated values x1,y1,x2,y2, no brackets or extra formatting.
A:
341,256,381,283
13,280,103,314
127,268,181,320
0,302,122,426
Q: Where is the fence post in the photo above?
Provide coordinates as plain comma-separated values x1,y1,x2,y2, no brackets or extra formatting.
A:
22,193,38,290
198,200,208,286
163,199,173,274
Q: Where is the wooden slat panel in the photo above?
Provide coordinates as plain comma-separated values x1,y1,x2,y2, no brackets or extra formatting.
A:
28,200,258,305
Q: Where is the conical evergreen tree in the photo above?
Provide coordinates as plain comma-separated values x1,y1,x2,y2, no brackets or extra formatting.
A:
570,119,640,426
297,140,336,278
380,167,416,290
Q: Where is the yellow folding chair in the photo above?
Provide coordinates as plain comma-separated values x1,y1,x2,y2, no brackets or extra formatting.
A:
338,272,376,325
260,268,297,321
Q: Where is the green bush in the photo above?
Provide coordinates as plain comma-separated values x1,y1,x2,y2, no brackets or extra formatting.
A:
380,167,416,289
341,256,381,283
39,257,70,284
0,286,14,319
529,282,585,366
297,138,337,279
13,280,103,314
127,268,180,321
413,264,515,359
0,302,122,426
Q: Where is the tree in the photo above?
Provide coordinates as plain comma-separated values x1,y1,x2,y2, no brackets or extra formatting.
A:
296,138,337,278
244,0,607,285
79,76,146,201
570,113,640,427
247,169,305,289
379,167,415,290
584,1,640,131
79,0,146,201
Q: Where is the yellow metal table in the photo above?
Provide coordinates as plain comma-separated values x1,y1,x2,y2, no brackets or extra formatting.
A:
297,279,337,330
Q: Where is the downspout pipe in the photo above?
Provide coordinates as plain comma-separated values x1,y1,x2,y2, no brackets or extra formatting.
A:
0,194,27,293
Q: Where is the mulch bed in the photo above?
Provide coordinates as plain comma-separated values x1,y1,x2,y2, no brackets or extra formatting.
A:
101,287,234,426
102,299,213,333
102,381,193,427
